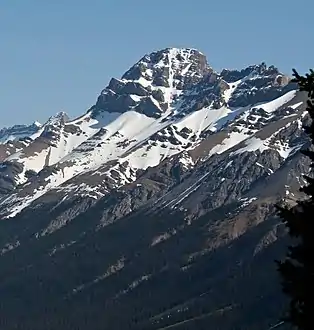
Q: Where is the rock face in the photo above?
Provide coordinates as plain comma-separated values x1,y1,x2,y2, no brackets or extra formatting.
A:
0,47,310,330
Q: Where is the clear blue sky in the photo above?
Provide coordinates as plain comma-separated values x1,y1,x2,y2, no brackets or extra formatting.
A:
0,0,313,127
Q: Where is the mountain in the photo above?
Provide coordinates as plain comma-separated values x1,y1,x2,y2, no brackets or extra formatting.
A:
0,47,309,330
0,122,42,145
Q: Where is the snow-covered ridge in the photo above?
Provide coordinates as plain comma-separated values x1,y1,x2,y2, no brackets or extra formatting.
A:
0,122,42,144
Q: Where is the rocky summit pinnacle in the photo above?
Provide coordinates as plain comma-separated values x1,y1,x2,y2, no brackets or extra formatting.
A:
93,47,212,118
0,47,310,330
122,47,210,87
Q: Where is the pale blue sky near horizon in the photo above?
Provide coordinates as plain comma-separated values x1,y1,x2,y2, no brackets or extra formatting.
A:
0,0,313,127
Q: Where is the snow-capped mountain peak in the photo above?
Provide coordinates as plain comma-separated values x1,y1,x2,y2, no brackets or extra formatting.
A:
45,111,69,125
0,47,306,220
93,48,212,118
122,47,210,88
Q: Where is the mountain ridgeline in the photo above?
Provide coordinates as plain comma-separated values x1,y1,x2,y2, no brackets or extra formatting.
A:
0,48,308,330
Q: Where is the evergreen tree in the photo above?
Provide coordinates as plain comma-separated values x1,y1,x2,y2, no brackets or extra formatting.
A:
277,69,314,330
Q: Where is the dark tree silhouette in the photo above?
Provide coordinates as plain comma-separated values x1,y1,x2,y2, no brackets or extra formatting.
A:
277,69,314,330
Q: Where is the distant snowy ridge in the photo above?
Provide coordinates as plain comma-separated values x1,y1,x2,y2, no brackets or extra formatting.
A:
0,122,42,144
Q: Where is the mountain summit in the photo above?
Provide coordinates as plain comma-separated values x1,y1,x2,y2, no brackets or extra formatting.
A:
0,47,309,330
93,48,211,118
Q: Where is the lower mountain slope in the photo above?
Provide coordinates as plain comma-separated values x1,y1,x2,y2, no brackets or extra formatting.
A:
0,191,293,330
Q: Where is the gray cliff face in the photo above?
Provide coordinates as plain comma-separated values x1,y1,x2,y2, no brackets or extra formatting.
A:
0,47,310,330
